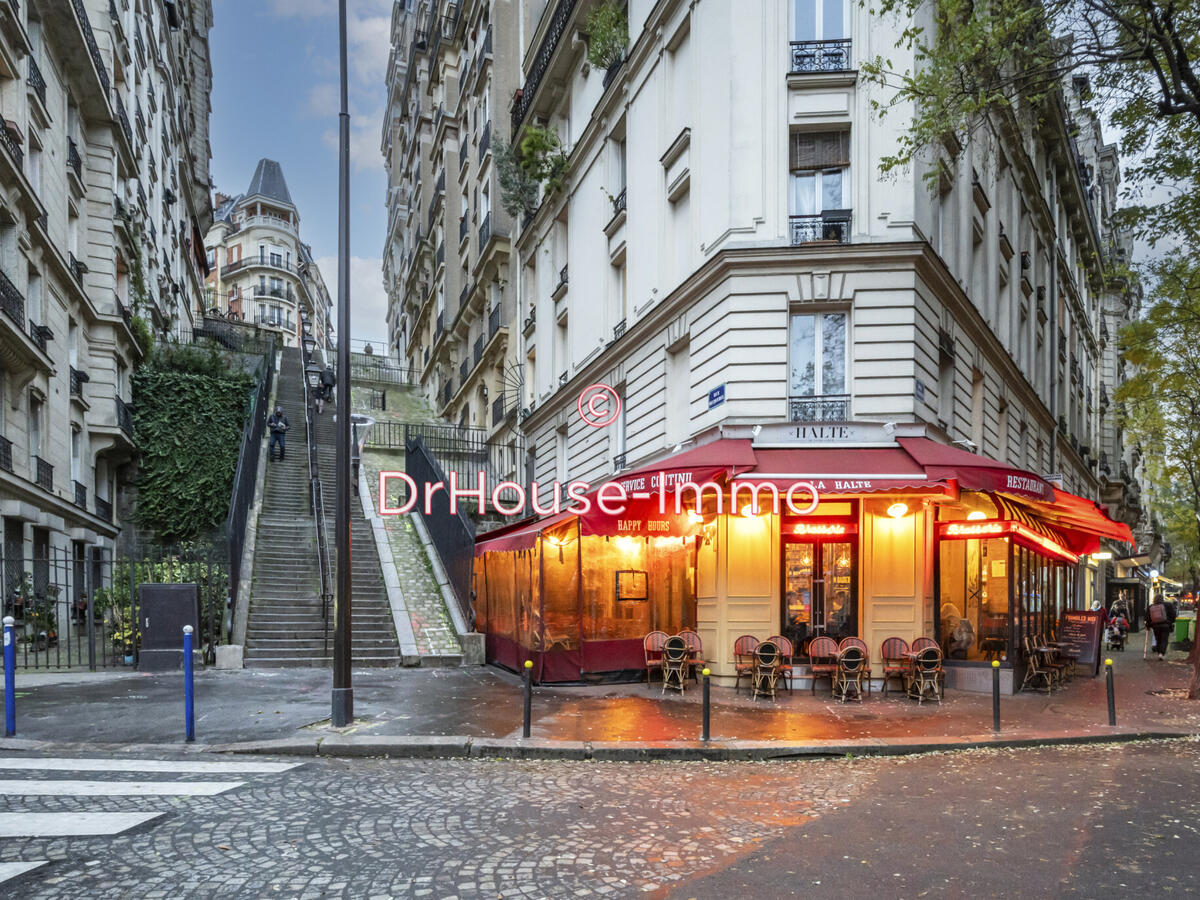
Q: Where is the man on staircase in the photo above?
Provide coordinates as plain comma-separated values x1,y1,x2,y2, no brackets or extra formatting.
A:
267,405,289,461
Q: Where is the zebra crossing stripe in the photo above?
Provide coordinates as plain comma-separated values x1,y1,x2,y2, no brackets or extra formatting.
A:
0,860,49,884
0,758,299,774
0,812,166,838
0,779,245,797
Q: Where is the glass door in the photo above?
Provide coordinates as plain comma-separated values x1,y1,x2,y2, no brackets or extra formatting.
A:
820,542,855,641
783,543,815,648
782,538,857,650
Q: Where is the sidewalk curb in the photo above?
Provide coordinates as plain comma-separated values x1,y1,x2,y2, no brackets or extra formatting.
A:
203,729,1195,762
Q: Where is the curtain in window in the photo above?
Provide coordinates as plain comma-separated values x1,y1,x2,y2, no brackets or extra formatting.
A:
790,131,849,172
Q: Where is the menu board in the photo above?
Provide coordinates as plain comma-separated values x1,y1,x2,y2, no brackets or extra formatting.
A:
1058,609,1104,676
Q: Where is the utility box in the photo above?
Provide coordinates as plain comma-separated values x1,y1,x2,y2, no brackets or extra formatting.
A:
137,583,200,672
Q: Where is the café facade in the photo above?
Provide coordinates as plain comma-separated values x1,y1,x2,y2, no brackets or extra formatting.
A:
472,423,1133,691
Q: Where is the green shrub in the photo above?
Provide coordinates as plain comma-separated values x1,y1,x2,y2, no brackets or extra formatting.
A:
585,2,628,69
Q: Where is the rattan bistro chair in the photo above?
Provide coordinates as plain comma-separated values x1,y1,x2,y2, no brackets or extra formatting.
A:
910,636,944,695
753,641,782,700
643,631,668,688
661,636,689,695
838,637,873,694
678,628,703,682
733,635,760,695
834,645,867,702
807,636,840,695
766,635,795,694
1020,635,1055,694
880,637,912,697
907,646,944,704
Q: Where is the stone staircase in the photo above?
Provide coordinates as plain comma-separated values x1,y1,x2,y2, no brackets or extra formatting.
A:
243,347,401,667
311,396,403,666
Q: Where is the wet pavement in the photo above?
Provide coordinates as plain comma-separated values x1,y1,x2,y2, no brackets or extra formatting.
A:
2,648,1197,749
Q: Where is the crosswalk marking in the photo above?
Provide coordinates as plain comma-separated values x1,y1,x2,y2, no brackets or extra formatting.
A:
0,757,299,774
0,779,245,797
0,812,166,838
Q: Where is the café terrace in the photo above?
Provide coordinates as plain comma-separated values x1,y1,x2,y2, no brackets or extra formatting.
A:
472,424,1132,691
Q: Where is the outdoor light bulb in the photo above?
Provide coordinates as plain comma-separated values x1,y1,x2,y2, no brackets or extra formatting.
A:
967,510,987,520
887,502,908,518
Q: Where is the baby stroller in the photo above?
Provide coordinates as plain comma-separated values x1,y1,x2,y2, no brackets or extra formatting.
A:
1105,615,1128,651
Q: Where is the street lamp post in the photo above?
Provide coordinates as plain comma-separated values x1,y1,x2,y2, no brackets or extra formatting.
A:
332,0,354,726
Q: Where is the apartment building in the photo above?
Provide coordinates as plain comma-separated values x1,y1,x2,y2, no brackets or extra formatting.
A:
0,0,212,593
203,158,334,350
464,0,1150,688
382,0,524,483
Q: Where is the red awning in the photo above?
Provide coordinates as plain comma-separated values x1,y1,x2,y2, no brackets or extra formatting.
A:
473,509,576,554
742,445,949,495
1010,488,1135,548
897,437,1055,501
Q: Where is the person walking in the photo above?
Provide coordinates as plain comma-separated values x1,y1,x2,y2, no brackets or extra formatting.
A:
321,365,335,407
267,405,288,461
1147,593,1177,660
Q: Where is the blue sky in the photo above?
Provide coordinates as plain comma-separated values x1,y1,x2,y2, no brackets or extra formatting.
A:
209,0,393,346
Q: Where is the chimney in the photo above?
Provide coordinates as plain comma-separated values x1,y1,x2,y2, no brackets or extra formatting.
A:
214,191,230,208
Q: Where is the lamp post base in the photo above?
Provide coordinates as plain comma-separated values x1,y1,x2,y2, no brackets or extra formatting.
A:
331,687,354,727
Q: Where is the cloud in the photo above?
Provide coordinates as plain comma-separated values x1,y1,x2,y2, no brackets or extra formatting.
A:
268,0,392,87
306,83,340,117
266,0,333,18
317,254,389,344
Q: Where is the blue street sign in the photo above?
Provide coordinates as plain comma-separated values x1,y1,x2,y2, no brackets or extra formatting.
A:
708,384,725,409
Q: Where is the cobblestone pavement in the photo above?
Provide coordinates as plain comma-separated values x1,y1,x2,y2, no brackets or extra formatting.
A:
4,740,1199,897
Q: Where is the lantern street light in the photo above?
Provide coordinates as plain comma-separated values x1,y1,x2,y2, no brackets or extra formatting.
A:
305,362,323,392
302,333,316,359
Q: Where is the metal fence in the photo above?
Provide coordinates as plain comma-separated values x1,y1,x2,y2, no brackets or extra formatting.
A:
226,342,276,606
0,542,229,670
405,435,475,630
333,353,419,387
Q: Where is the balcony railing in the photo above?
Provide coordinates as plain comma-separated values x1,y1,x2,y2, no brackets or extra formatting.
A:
511,0,580,134
789,394,850,422
74,480,87,509
492,393,505,426
789,39,852,73
34,455,53,492
67,138,83,183
71,0,111,94
70,366,88,396
0,120,23,168
459,215,469,243
27,56,46,106
0,268,25,327
116,396,134,438
612,318,626,341
789,214,849,245
442,380,452,407
488,305,500,338
435,311,445,342
29,322,51,352
436,167,446,195
435,242,445,268
473,335,483,367
459,282,469,310
479,120,491,160
459,358,468,383
479,211,492,248
114,92,133,146
95,494,113,521
0,435,11,473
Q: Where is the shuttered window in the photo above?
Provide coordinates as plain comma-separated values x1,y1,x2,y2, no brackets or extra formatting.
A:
790,131,850,172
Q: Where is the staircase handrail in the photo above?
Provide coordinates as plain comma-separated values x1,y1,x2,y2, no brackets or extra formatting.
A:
303,372,334,655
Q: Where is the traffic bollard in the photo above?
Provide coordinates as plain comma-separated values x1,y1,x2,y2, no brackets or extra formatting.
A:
991,660,1001,732
522,659,533,739
701,668,711,742
4,616,14,737
183,625,195,742
1105,658,1116,726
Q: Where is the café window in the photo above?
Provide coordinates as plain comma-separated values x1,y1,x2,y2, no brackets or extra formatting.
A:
781,502,858,652
789,131,849,243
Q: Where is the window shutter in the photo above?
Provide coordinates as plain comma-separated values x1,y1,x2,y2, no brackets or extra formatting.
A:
790,131,850,171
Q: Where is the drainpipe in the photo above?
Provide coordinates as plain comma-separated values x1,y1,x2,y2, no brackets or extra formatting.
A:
1048,183,1058,476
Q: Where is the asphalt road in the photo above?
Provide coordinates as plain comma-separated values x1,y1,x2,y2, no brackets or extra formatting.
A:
0,739,1196,897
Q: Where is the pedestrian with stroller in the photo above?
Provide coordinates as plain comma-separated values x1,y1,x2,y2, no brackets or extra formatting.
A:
267,405,289,461
1147,594,1177,660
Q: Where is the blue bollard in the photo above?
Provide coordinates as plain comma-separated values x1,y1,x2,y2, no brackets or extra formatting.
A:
4,616,14,737
183,625,195,742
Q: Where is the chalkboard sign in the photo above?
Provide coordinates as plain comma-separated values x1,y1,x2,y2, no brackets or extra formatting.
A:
1058,609,1104,676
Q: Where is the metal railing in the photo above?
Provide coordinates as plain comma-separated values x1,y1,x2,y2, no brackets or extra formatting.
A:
29,322,51,352
0,268,23,326
34,456,53,492
67,138,83,182
788,39,852,73
224,342,275,610
70,367,88,396
114,93,133,146
479,120,491,160
73,480,87,509
0,435,11,473
473,335,483,367
71,0,110,94
491,393,506,426
488,305,500,338
27,56,46,106
302,374,333,655
95,495,112,522
789,394,850,422
0,120,23,168
115,396,134,438
789,214,849,244
479,212,492,248
511,0,580,134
